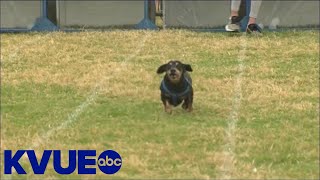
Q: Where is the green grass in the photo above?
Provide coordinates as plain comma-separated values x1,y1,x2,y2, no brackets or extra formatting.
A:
1,30,319,179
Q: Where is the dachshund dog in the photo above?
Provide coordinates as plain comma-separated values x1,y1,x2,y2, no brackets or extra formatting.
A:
157,60,193,113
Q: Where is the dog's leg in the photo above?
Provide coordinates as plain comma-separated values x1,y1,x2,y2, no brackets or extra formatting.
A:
161,94,172,114
183,92,193,112
188,90,194,112
182,101,188,110
187,102,193,112
185,100,193,112
182,99,193,112
164,100,172,114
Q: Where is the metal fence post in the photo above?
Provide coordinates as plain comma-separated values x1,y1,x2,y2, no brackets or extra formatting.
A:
136,0,158,30
31,0,58,31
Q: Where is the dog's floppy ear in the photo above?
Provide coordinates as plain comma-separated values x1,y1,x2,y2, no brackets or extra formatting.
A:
157,64,167,74
184,64,193,72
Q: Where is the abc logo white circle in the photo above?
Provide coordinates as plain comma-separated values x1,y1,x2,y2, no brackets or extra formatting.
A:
97,150,122,174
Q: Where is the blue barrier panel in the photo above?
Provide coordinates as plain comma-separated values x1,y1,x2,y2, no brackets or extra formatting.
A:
163,1,230,31
136,0,158,30
163,0,319,32
57,1,146,30
31,0,58,31
0,0,57,33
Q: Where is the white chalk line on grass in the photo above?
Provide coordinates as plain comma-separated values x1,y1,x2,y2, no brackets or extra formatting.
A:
1,33,54,180
29,32,151,149
29,32,151,150
2,32,150,179
219,33,247,179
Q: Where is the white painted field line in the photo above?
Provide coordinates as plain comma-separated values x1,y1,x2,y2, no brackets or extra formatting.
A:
2,32,150,179
2,33,53,180
219,33,247,179
29,32,151,149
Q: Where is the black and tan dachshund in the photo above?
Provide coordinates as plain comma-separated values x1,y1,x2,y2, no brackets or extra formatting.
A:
157,60,193,113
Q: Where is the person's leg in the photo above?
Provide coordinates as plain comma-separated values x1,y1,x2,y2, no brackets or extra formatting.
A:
247,0,263,34
231,0,241,17
155,0,160,13
248,0,262,24
225,0,243,32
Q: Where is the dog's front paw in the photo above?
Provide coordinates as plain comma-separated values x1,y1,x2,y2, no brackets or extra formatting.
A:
164,100,172,114
187,106,193,112
165,106,172,114
182,102,187,110
182,102,192,112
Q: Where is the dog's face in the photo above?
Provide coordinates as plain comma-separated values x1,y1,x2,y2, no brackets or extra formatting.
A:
157,60,192,83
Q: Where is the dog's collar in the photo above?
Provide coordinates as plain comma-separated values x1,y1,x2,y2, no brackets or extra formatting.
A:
160,76,192,105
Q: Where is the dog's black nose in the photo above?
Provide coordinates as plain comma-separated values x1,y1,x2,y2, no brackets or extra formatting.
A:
170,69,176,73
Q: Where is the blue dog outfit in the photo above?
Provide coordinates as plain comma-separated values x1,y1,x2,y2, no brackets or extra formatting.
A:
160,76,192,106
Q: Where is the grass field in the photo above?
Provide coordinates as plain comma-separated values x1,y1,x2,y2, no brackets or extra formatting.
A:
1,30,319,179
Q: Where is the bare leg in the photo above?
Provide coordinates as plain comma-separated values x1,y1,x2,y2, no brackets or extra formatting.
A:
248,0,262,24
231,0,241,16
226,0,242,32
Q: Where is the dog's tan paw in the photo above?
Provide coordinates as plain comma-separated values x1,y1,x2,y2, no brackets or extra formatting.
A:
164,101,172,114
187,106,193,112
182,103,187,110
165,106,172,114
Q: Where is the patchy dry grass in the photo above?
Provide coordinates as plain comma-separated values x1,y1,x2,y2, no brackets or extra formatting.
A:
1,30,319,179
